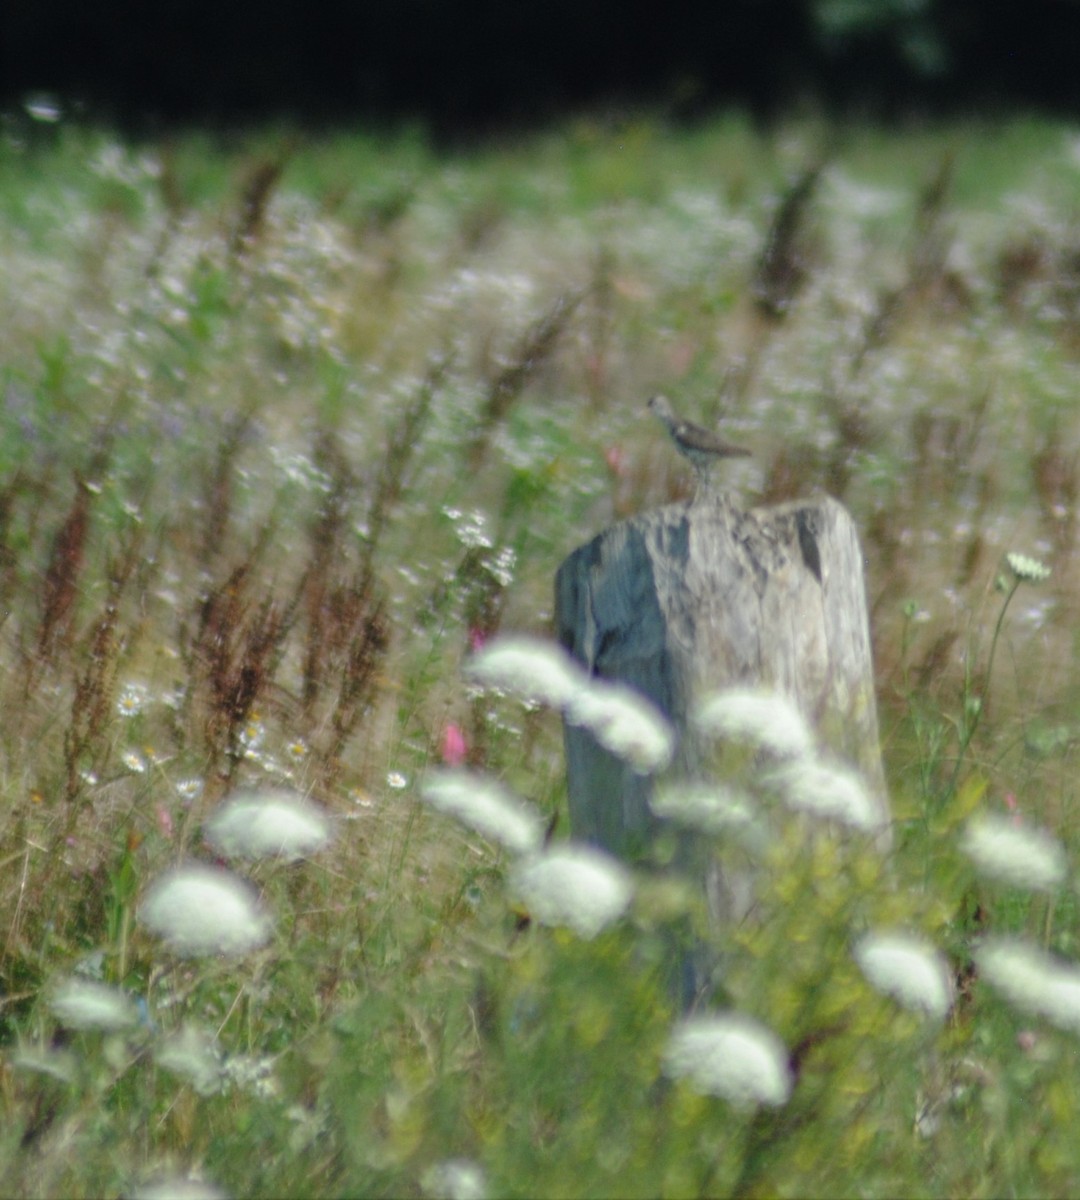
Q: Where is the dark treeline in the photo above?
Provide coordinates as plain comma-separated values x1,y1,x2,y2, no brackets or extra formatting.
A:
1,0,1078,132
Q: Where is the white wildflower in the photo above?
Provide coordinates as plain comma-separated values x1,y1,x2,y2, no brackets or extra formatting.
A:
854,933,952,1020
48,978,138,1033
421,769,544,855
511,845,632,939
961,815,1066,892
10,1046,77,1083
139,864,272,957
977,937,1080,1033
421,1159,488,1200
663,1012,792,1107
762,757,881,833
693,688,814,760
122,750,148,774
1006,552,1051,583
117,683,149,717
132,1179,227,1200
649,781,760,839
467,636,585,710
566,680,675,773
204,789,331,862
155,1022,225,1095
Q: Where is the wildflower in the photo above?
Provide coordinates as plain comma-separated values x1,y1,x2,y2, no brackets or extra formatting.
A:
132,1178,226,1200
693,688,814,760
122,750,148,774
139,864,272,957
649,781,760,838
48,977,138,1033
566,680,675,773
761,757,882,833
510,845,632,939
204,789,331,863
387,771,408,790
176,777,204,803
155,1022,225,1095
663,1012,793,1107
854,933,952,1020
284,738,309,764
421,1159,488,1200
117,683,149,717
976,937,1080,1033
960,814,1066,892
421,769,544,856
467,636,585,710
1005,552,1051,583
441,723,468,766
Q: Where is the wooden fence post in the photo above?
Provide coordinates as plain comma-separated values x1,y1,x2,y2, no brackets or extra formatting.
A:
554,494,889,865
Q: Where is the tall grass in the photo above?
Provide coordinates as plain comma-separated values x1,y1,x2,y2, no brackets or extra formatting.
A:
2,109,1080,1196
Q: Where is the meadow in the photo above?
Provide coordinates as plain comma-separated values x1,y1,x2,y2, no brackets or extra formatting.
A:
2,109,1080,1197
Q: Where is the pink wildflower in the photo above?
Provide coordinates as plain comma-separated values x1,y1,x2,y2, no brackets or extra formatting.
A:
441,723,468,766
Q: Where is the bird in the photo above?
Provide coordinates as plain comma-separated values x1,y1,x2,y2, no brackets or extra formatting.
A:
647,394,751,494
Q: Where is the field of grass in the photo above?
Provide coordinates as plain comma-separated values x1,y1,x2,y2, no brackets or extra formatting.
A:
4,108,1080,1197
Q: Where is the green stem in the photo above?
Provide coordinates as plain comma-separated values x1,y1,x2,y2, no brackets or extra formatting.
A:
943,579,1019,802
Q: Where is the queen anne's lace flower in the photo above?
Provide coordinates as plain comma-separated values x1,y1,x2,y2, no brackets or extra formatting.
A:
204,789,331,862
466,636,585,709
663,1012,792,1107
854,932,952,1020
511,845,632,939
48,978,138,1032
421,769,544,855
977,938,1080,1033
139,864,272,957
960,815,1067,892
694,688,814,760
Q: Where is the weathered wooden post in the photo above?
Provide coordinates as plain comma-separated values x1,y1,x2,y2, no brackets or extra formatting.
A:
554,493,889,865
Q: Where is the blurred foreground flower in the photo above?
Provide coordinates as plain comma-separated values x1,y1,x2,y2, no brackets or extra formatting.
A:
854,932,952,1020
466,635,584,709
48,977,138,1033
960,814,1066,892
139,864,272,957
566,680,674,773
204,789,331,863
420,1159,488,1200
421,769,544,855
977,938,1080,1033
132,1178,226,1200
649,781,762,841
694,688,814,760
663,1012,792,1107
155,1022,225,1096
762,756,881,833
511,845,632,939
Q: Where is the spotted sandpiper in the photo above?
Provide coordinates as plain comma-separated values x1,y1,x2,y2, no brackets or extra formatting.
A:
647,394,751,494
